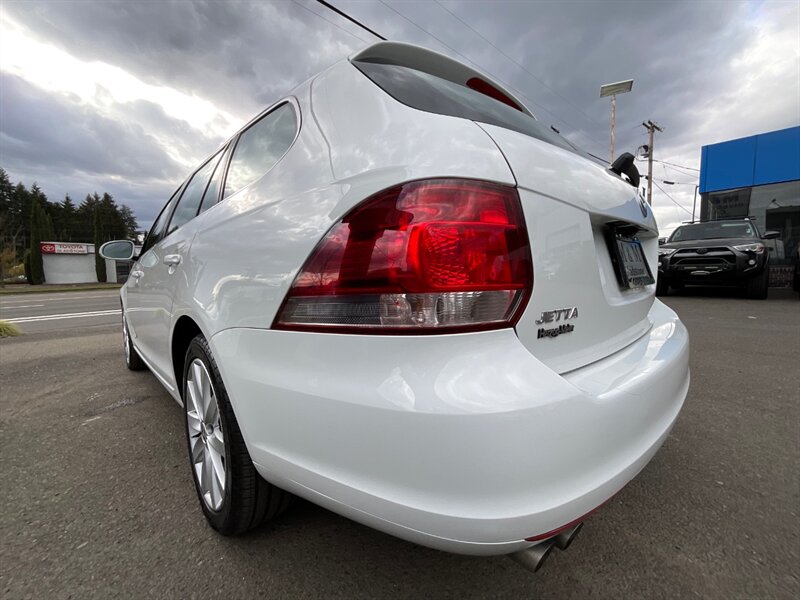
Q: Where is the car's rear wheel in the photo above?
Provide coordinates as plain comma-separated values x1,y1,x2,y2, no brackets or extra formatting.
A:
745,269,769,300
122,312,146,371
183,335,292,535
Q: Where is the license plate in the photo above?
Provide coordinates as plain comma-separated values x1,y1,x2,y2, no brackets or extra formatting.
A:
611,237,655,289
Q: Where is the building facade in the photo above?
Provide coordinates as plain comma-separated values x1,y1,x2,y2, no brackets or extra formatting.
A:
40,241,135,284
699,126,800,287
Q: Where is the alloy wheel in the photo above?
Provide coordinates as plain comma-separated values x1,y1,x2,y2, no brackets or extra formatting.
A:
122,316,131,364
185,358,226,511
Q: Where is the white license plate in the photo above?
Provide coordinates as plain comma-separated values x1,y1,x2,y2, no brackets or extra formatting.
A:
614,238,655,288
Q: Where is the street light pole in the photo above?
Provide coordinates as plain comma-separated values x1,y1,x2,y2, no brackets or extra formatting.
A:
610,94,616,163
600,79,634,164
692,184,699,222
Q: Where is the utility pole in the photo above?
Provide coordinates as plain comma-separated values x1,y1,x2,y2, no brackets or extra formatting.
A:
642,120,663,205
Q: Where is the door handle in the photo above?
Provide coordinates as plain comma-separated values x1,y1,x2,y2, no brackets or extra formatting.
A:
131,270,144,279
163,254,182,267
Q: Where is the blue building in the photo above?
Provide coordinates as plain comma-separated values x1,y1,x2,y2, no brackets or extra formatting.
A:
699,126,800,286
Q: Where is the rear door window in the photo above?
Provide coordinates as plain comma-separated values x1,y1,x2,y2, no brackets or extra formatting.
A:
198,144,231,214
223,103,297,199
353,60,580,155
167,150,223,235
141,186,183,254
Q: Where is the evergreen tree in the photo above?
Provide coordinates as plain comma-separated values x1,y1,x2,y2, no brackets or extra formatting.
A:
28,199,46,284
1,182,31,261
93,205,106,283
42,209,55,242
0,169,13,254
23,249,31,283
119,204,139,239
77,193,101,243
58,195,77,240
0,169,140,262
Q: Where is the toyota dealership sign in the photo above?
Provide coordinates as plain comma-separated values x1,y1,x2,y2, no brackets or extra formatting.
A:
40,242,90,255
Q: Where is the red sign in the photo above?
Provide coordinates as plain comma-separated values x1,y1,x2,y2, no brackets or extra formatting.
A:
40,242,89,255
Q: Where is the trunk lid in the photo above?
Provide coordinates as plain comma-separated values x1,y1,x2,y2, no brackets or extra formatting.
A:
479,123,660,373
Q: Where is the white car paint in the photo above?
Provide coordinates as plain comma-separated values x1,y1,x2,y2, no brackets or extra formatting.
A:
118,41,690,556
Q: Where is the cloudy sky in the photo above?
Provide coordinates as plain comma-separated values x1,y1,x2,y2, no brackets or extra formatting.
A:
1,0,798,234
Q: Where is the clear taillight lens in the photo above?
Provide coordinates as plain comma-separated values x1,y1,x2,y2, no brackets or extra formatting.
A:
274,179,533,333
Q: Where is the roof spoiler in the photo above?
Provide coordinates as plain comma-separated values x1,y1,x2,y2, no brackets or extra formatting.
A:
350,41,534,118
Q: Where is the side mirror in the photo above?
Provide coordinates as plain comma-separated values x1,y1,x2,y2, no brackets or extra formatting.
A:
762,231,780,240
99,240,135,261
658,238,666,246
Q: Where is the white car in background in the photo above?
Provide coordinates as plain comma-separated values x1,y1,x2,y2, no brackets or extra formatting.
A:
101,41,690,573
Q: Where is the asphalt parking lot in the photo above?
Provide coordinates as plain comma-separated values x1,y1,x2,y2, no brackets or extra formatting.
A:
1,289,798,599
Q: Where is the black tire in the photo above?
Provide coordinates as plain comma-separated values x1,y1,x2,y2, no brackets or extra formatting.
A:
122,311,146,371
183,335,292,535
656,277,669,296
745,269,769,300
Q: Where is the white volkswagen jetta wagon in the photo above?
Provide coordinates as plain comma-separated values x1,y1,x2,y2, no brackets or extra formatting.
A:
101,41,689,572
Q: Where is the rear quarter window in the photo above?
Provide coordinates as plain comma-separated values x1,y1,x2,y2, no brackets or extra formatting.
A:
224,103,298,199
353,60,579,155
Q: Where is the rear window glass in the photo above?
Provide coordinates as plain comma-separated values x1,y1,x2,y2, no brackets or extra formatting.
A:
353,60,580,155
669,221,757,242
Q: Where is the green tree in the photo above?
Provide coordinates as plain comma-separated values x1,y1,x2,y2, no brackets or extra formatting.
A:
93,205,106,283
0,246,15,284
0,168,140,253
57,195,77,240
0,169,14,258
28,199,46,284
23,249,31,283
77,193,101,243
119,204,139,239
0,181,30,261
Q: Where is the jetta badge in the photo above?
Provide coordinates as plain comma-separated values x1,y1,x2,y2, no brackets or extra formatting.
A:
535,306,578,339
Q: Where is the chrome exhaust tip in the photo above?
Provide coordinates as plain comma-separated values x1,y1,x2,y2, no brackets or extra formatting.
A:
508,540,556,573
553,522,583,550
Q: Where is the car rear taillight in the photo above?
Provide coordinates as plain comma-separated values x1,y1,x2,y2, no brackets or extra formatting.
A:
274,179,532,333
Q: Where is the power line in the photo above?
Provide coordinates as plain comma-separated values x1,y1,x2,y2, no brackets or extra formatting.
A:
314,0,386,41
376,0,609,157
432,0,601,135
652,180,693,216
292,0,374,45
639,158,700,179
378,0,550,115
653,159,700,172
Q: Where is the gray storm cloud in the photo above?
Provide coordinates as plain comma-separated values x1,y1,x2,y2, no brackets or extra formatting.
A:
1,0,798,229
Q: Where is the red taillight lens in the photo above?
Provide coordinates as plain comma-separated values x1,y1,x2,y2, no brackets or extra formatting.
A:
274,179,532,333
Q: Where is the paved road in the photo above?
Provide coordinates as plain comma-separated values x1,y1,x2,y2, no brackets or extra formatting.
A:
1,293,798,599
0,289,121,334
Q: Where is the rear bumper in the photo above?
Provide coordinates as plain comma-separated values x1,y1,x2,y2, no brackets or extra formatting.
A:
211,299,689,555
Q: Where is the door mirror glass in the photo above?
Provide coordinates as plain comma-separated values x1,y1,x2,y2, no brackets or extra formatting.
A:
99,240,135,261
658,237,666,246
762,230,780,240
